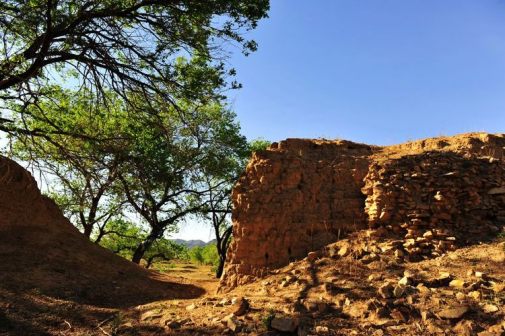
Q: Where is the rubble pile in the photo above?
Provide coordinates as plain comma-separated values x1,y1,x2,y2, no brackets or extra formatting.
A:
363,151,505,261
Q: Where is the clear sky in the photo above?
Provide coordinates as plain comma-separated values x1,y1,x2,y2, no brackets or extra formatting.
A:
175,0,505,241
228,0,505,145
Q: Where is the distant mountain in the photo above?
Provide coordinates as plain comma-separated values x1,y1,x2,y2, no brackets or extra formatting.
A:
171,239,217,249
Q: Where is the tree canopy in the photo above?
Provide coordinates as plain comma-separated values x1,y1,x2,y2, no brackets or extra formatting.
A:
0,0,269,136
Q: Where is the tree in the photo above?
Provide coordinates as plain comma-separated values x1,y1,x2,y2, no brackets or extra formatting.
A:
5,85,252,266
116,99,250,264
5,87,129,239
0,0,270,138
98,218,188,269
0,0,271,269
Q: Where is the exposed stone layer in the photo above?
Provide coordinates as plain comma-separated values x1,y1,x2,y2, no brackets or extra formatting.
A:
219,133,505,292
363,151,505,261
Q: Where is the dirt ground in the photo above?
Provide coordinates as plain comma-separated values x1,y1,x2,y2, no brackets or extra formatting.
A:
81,235,505,336
5,239,505,335
0,260,221,335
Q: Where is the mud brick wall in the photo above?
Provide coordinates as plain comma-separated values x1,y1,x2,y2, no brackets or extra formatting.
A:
362,152,505,261
219,139,375,290
219,133,505,292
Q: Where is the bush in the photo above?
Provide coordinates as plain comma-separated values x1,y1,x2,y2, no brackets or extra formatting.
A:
189,244,220,271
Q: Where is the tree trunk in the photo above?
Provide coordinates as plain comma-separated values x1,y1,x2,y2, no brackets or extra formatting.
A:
83,224,92,238
216,255,226,278
215,227,232,278
131,227,161,264
93,228,105,244
131,242,149,264
146,256,154,269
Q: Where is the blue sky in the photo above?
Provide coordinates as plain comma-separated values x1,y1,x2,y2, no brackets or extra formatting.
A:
176,0,505,241
227,0,505,146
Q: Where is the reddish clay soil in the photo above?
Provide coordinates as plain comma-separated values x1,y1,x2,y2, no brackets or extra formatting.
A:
0,157,210,335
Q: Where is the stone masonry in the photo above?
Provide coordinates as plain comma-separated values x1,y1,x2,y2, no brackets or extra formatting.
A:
219,133,505,292
363,151,505,261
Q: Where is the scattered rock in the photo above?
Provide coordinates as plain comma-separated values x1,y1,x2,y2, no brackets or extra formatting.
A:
456,292,466,301
307,251,321,261
374,319,397,327
449,279,467,289
230,297,249,316
488,323,504,333
475,272,486,279
315,326,330,334
271,317,299,333
393,284,405,298
317,302,329,313
478,332,498,336
141,311,163,321
452,320,476,335
493,283,505,293
378,282,394,299
398,276,412,286
227,316,242,332
165,320,181,330
338,246,351,257
468,291,482,301
421,311,431,321
425,272,453,287
438,306,469,319
488,187,505,195
117,323,134,332
416,283,430,294
426,320,446,333
483,304,499,314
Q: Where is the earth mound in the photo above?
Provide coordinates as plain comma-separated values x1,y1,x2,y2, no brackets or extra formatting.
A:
0,157,204,335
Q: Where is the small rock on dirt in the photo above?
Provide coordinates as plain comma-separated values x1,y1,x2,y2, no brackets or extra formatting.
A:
338,246,351,257
227,316,242,332
493,282,505,293
165,320,181,330
449,279,466,289
307,251,321,261
378,283,394,299
452,320,476,335
483,304,499,314
438,306,469,319
315,326,330,334
141,311,163,321
468,291,482,301
398,276,412,286
186,303,196,310
230,297,249,316
271,317,299,333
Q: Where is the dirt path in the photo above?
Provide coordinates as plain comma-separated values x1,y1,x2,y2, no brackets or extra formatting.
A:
0,261,219,335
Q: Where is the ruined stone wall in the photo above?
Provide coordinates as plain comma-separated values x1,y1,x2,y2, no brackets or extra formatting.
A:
219,139,375,289
362,151,505,261
219,133,505,291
